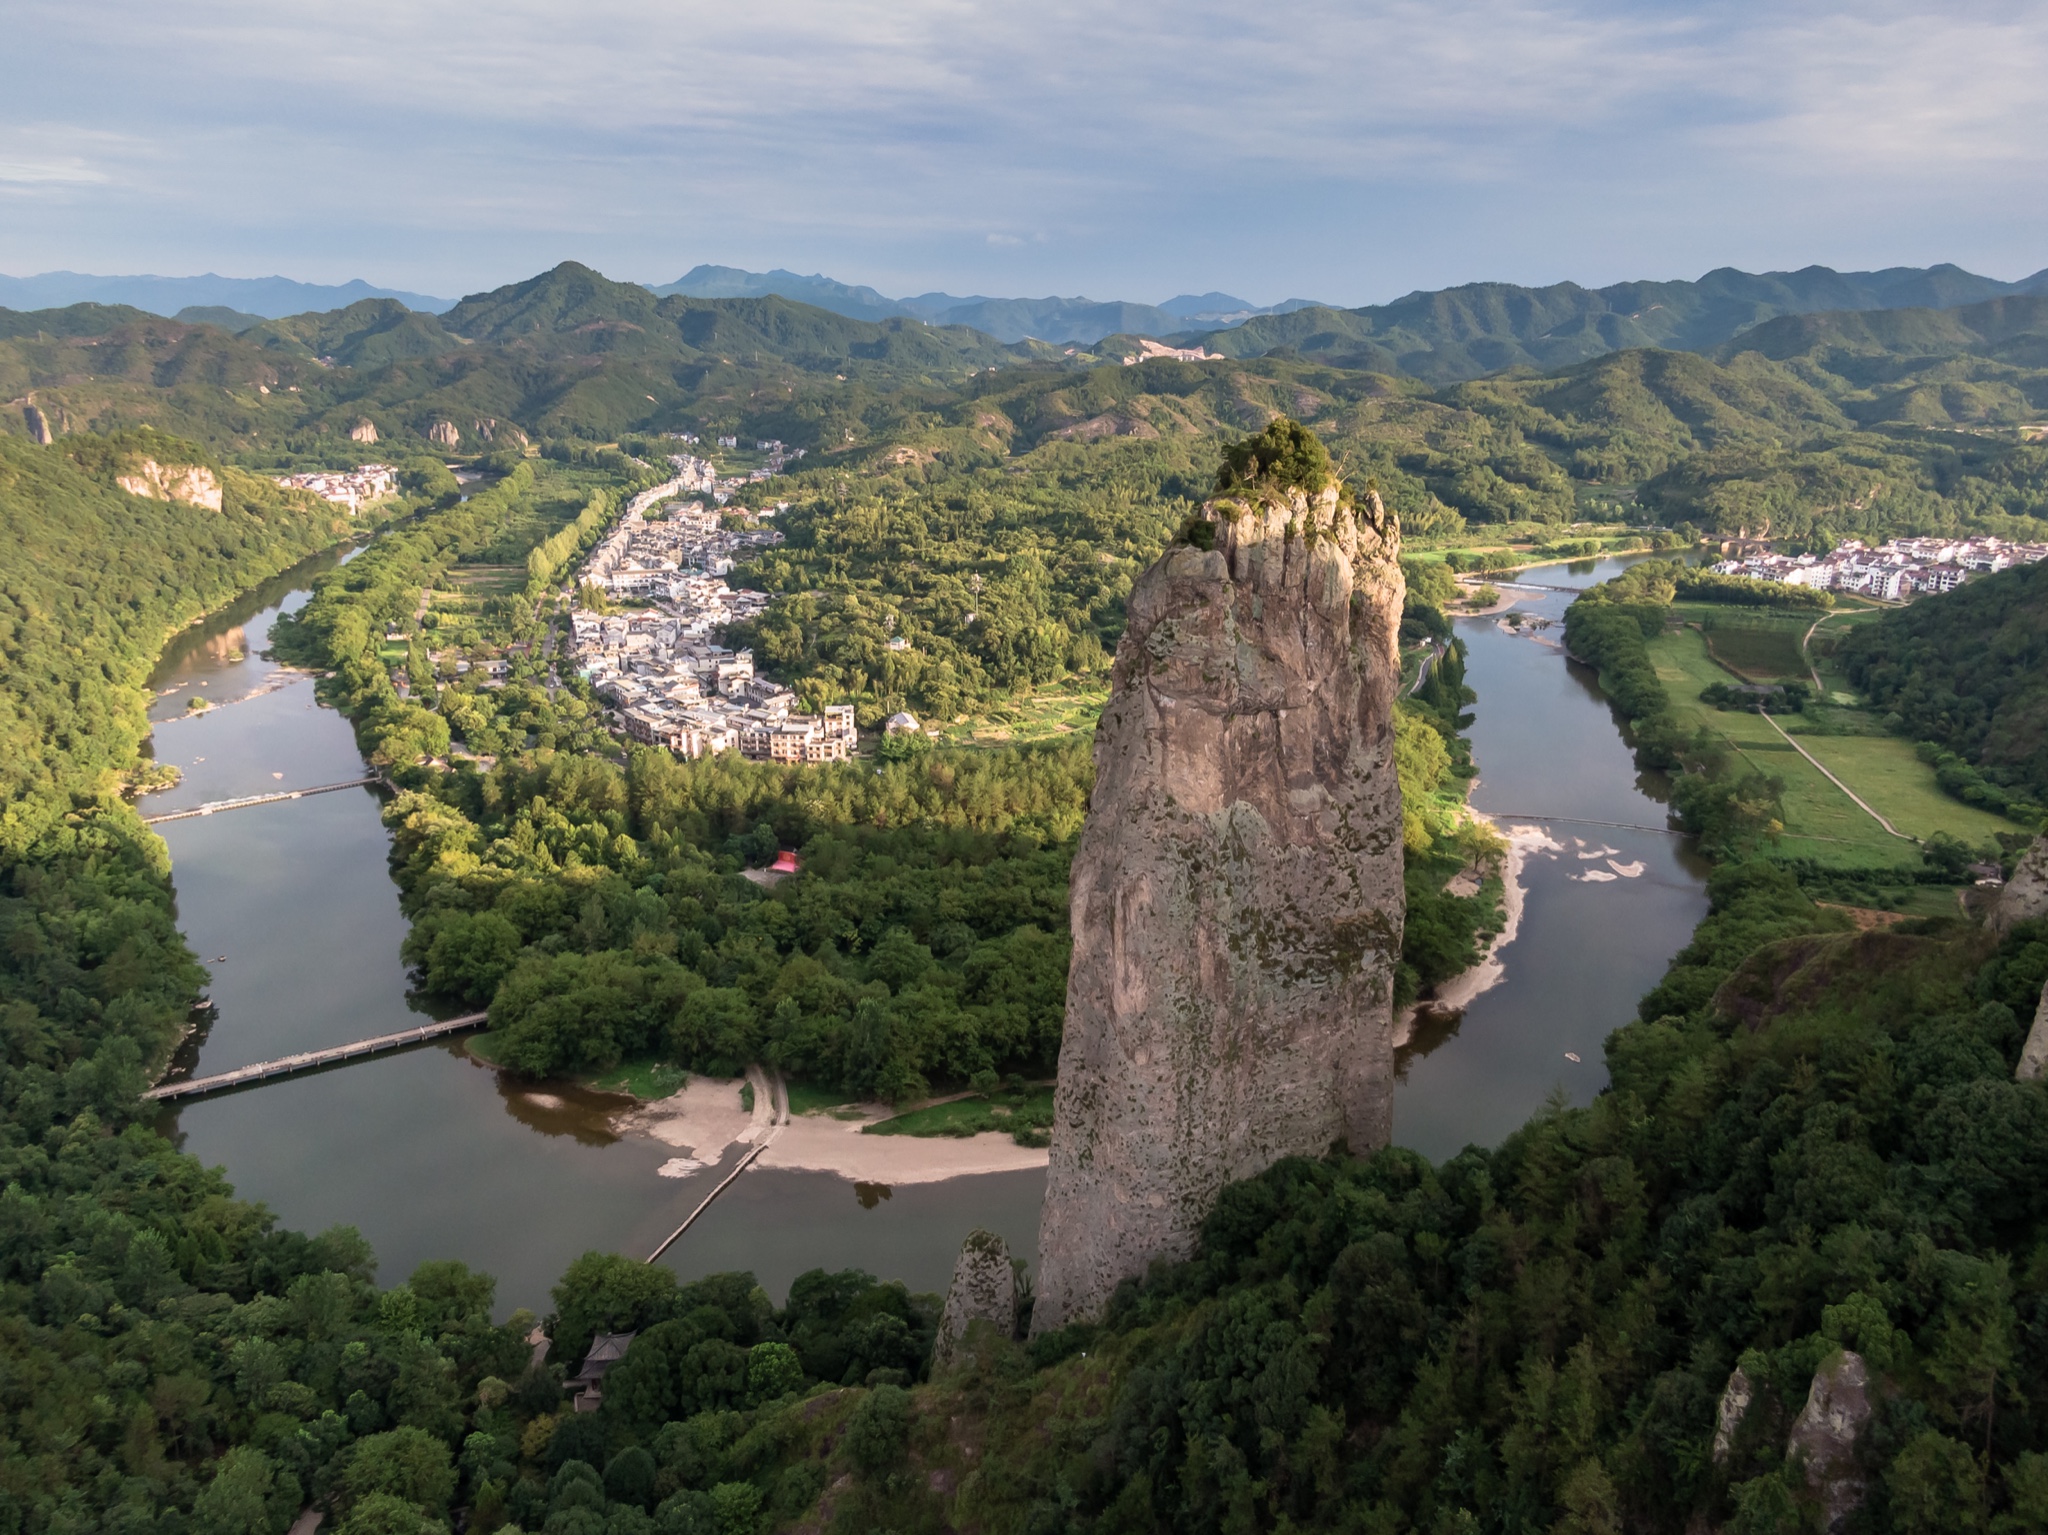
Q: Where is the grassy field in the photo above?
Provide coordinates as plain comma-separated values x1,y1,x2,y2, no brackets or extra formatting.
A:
863,1085,1055,1141
1646,626,1961,866
1785,734,2015,844
787,1079,863,1117
587,1058,689,1100
461,1035,689,1099
447,564,527,596
940,684,1107,747
1697,616,1811,681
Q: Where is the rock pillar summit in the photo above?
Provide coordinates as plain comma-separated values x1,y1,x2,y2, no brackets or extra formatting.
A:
1032,421,1406,1333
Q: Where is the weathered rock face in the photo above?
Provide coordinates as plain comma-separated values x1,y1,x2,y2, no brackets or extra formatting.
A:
1032,482,1404,1333
428,419,460,448
23,404,53,445
1990,836,2048,937
2016,979,2048,1082
933,1229,1017,1370
114,458,223,511
1711,1365,1754,1464
1787,1350,1873,1530
349,418,379,444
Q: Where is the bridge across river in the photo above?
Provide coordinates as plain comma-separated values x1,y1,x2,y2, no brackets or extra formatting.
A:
143,776,385,824
146,1013,490,1101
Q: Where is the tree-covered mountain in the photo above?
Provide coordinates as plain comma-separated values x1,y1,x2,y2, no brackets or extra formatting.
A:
1190,263,2048,382
6,259,2048,554
0,263,1058,455
1837,558,2048,805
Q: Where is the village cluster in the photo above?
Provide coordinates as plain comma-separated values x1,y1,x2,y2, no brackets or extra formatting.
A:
1711,534,2048,600
663,439,804,503
273,463,397,512
567,489,879,763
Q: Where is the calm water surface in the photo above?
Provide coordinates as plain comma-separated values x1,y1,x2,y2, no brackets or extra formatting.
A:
152,551,1704,1310
1390,555,1712,1160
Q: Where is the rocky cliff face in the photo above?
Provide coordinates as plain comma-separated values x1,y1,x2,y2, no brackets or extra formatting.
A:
933,1229,1017,1370
1032,477,1405,1333
114,458,223,512
1991,836,2048,937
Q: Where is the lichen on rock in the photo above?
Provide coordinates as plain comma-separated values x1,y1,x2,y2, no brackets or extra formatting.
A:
1787,1349,1873,1530
1032,422,1405,1333
933,1229,1018,1370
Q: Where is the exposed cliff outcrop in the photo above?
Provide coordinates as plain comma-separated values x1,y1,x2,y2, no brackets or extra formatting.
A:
1787,1350,1873,1530
428,419,460,447
1990,836,2048,936
349,418,379,444
933,1229,1018,1370
23,403,53,445
114,457,223,511
1033,422,1405,1333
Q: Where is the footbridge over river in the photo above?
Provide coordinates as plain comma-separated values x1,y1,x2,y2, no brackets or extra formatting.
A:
146,1013,490,1102
142,776,386,825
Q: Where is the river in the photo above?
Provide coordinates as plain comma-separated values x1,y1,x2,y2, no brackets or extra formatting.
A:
148,551,1704,1311
1391,556,1712,1160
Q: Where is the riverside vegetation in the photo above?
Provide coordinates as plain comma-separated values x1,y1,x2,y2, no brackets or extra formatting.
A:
5,264,2048,1531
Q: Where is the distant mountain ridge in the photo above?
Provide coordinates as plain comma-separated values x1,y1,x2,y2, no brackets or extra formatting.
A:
14,260,2043,362
1187,262,2048,382
0,270,453,318
648,265,1318,342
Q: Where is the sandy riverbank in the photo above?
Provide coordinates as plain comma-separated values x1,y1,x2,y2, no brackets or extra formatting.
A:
614,1070,1048,1185
1394,818,1561,1048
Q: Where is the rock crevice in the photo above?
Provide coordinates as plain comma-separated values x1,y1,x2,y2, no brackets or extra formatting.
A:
1033,470,1405,1333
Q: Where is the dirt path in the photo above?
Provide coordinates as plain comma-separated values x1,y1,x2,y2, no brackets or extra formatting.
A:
1760,710,1915,842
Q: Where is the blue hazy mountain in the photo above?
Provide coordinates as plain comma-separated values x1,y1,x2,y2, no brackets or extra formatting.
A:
0,271,452,317
651,270,1327,343
647,265,907,322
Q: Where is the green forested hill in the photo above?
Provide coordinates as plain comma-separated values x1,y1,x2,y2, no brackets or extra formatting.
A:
0,431,346,851
6,261,2048,555
1190,263,2048,381
1838,559,2048,803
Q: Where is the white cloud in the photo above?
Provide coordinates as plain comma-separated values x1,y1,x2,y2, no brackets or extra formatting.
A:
1,0,2043,296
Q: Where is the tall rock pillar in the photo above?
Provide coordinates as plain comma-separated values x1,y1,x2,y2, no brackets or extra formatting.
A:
1032,449,1405,1333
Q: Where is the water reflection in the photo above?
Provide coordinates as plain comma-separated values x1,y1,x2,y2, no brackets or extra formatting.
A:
494,1069,629,1145
854,1182,893,1209
1393,1004,1468,1076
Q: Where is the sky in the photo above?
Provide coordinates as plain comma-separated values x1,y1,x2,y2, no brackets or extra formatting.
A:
4,0,2046,307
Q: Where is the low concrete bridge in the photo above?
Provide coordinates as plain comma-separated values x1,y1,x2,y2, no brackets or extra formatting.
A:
146,1012,490,1102
143,776,384,825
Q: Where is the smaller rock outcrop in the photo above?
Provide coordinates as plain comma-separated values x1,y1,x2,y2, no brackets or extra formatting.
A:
932,1230,1017,1370
23,403,53,445
1990,837,2048,936
349,418,379,444
115,458,223,511
2016,980,2048,1082
428,419,460,448
1787,1350,1872,1530
1711,1365,1754,1464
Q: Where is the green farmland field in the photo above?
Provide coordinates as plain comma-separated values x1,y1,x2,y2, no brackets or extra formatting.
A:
1645,625,2009,865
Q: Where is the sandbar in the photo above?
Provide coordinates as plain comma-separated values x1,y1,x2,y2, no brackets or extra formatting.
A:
615,1069,1047,1185
1394,818,1559,1047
